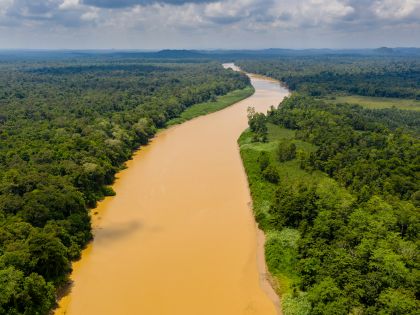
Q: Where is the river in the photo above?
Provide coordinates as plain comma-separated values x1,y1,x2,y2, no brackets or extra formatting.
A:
55,63,289,315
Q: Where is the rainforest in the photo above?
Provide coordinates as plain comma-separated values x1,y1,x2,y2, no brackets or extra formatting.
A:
239,55,419,314
0,59,250,314
0,50,419,315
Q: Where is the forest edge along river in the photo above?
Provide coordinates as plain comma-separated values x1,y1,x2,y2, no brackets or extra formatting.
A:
55,63,290,315
55,63,289,315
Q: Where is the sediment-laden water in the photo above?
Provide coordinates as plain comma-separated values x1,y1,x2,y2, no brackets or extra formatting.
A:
56,64,289,315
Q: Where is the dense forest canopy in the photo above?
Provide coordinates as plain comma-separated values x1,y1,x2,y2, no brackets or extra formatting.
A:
243,95,419,314
0,59,250,314
237,56,420,99
0,50,419,314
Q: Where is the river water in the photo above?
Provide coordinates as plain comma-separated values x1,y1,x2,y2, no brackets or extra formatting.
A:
55,64,289,315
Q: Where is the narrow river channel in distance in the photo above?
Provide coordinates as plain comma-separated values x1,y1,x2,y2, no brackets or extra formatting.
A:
55,64,289,315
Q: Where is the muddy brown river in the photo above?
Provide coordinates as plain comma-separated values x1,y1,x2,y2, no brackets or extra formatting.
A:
55,64,289,315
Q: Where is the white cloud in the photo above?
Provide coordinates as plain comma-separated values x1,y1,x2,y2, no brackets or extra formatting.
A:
0,0,419,48
372,0,420,20
0,0,13,9
59,0,80,10
80,9,98,20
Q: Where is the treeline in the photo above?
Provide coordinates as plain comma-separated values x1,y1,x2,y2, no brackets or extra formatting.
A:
0,60,250,314
237,57,420,99
244,95,419,314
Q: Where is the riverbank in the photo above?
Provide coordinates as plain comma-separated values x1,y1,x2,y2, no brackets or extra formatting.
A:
238,93,420,314
228,64,288,314
55,66,289,315
166,86,255,126
238,123,321,315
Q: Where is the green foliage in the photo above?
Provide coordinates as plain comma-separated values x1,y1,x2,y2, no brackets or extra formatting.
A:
282,293,311,315
377,288,419,315
240,93,419,314
238,56,420,99
239,123,324,314
247,107,268,142
307,278,350,315
331,95,420,111
277,140,297,162
258,151,270,171
166,86,254,126
0,267,55,315
262,164,280,184
270,94,420,200
0,59,251,314
26,230,70,283
265,229,300,276
102,186,116,197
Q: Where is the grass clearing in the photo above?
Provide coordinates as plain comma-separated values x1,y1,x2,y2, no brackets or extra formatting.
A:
239,124,322,223
166,86,254,126
329,94,420,111
267,123,295,141
239,124,323,314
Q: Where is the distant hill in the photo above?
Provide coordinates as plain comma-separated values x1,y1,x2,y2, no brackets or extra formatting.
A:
374,47,395,54
1,47,420,61
154,49,206,58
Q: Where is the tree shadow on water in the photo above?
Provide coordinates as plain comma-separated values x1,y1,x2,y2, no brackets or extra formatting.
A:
95,221,143,244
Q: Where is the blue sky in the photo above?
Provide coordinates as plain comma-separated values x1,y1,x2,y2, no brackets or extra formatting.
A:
0,0,419,49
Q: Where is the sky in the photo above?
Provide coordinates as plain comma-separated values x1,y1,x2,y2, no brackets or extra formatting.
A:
0,0,419,49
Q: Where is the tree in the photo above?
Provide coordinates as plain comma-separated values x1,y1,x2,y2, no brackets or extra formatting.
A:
377,288,419,315
0,59,253,314
262,164,280,184
258,151,270,171
277,140,297,162
247,107,268,142
307,278,350,315
0,267,55,315
26,230,70,283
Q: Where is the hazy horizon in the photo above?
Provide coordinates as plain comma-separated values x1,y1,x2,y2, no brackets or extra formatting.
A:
1,47,420,52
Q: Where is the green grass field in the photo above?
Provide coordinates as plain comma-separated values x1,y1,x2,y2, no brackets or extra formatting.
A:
166,86,254,126
330,95,420,111
239,123,321,216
